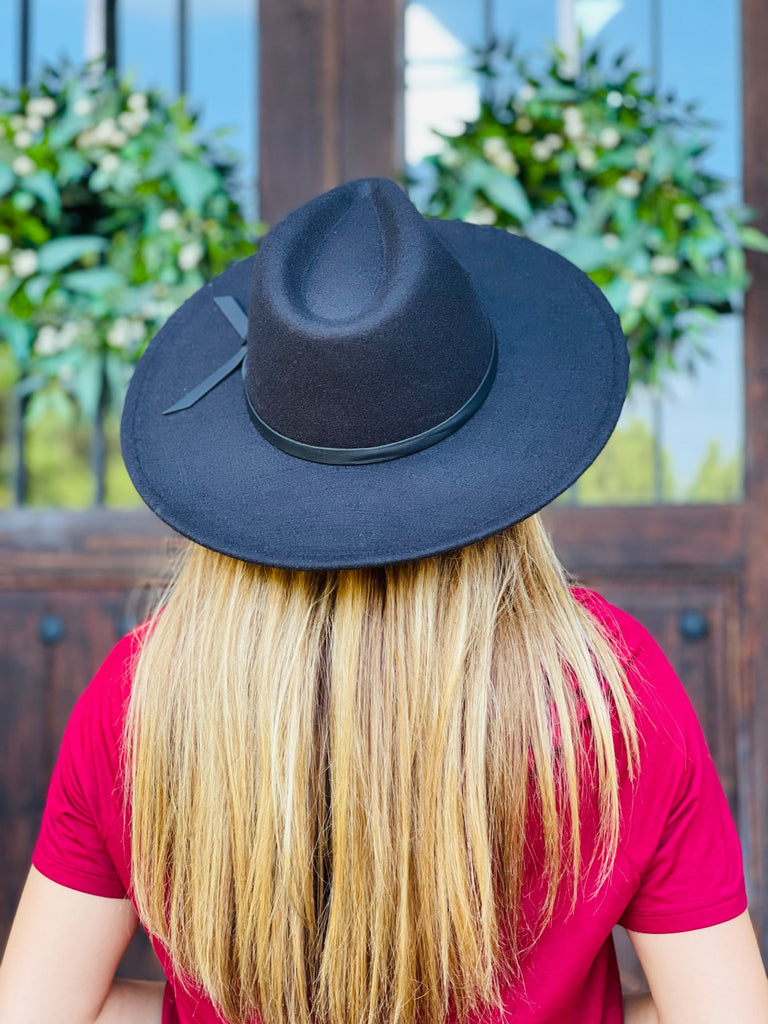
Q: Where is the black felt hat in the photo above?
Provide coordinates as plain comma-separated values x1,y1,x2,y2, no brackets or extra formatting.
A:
121,177,628,570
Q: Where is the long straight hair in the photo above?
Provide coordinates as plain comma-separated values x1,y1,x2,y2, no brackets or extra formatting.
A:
125,514,642,1024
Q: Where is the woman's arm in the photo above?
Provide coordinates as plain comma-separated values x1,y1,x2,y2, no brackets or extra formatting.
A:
622,991,659,1024
0,866,164,1024
625,910,768,1024
94,980,166,1024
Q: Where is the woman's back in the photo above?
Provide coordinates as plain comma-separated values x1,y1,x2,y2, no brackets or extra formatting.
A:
22,571,750,1023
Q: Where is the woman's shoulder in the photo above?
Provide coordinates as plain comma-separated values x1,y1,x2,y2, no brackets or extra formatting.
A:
66,618,153,747
570,584,653,657
569,584,700,760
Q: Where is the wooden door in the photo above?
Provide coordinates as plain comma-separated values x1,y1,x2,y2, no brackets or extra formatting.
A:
1,0,767,997
0,509,174,978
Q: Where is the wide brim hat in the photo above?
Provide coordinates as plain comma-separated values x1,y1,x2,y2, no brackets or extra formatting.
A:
121,177,628,570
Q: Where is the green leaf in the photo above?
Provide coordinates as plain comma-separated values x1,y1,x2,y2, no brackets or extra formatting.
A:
442,180,478,220
170,159,221,213
143,140,180,179
56,149,89,186
23,274,52,304
727,203,760,225
578,188,618,233
600,275,631,311
104,349,133,405
648,134,680,181
0,162,14,196
48,111,89,148
70,355,104,422
24,170,61,220
620,307,642,334
483,171,532,222
560,175,589,219
559,234,612,271
0,315,34,365
61,267,124,294
738,226,768,253
725,246,746,281
12,191,36,212
530,225,571,252
463,160,532,222
20,379,55,421
530,84,579,102
38,235,109,274
612,196,637,235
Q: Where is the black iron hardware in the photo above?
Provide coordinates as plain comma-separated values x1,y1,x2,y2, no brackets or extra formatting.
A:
679,609,709,641
39,614,65,645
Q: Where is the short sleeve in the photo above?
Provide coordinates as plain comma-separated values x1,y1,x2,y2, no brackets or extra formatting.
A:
606,600,748,934
31,636,136,899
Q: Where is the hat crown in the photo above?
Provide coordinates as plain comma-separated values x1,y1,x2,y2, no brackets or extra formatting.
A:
245,178,496,449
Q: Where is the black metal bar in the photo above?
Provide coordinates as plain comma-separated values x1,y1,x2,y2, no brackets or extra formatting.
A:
650,0,661,86
481,0,494,105
178,0,188,96
105,0,118,71
13,394,29,505
482,0,493,48
16,0,31,503
90,360,108,507
650,0,663,503
652,391,664,502
19,0,30,86
253,0,260,222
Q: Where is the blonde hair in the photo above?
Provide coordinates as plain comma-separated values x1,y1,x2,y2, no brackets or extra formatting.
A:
125,513,642,1024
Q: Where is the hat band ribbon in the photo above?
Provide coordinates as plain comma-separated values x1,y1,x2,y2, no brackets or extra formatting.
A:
164,294,498,465
242,339,497,465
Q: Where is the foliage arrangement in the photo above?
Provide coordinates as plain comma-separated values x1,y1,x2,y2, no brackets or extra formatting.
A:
421,41,768,387
0,59,261,427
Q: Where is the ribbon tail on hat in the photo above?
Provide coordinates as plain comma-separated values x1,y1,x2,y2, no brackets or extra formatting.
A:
163,295,248,415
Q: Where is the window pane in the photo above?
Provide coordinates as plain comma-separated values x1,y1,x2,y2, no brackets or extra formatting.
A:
405,1,481,205
0,0,258,507
494,0,556,58
573,0,744,504
410,0,486,50
404,0,745,506
0,1,16,84
120,0,177,96
189,0,257,220
574,0,653,72
33,0,85,74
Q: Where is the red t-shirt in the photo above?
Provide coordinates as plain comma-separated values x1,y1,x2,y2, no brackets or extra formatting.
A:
31,587,748,1024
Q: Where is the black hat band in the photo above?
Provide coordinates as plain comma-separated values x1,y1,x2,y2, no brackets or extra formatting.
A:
164,294,498,466
242,341,497,465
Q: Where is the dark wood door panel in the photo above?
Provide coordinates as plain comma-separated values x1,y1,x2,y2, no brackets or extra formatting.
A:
580,579,740,805
0,582,165,979
0,591,52,942
568,581,743,994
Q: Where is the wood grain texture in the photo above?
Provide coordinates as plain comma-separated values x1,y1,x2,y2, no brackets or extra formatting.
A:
0,508,179,589
0,554,169,980
339,0,404,182
741,0,768,956
541,504,746,575
259,0,403,224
